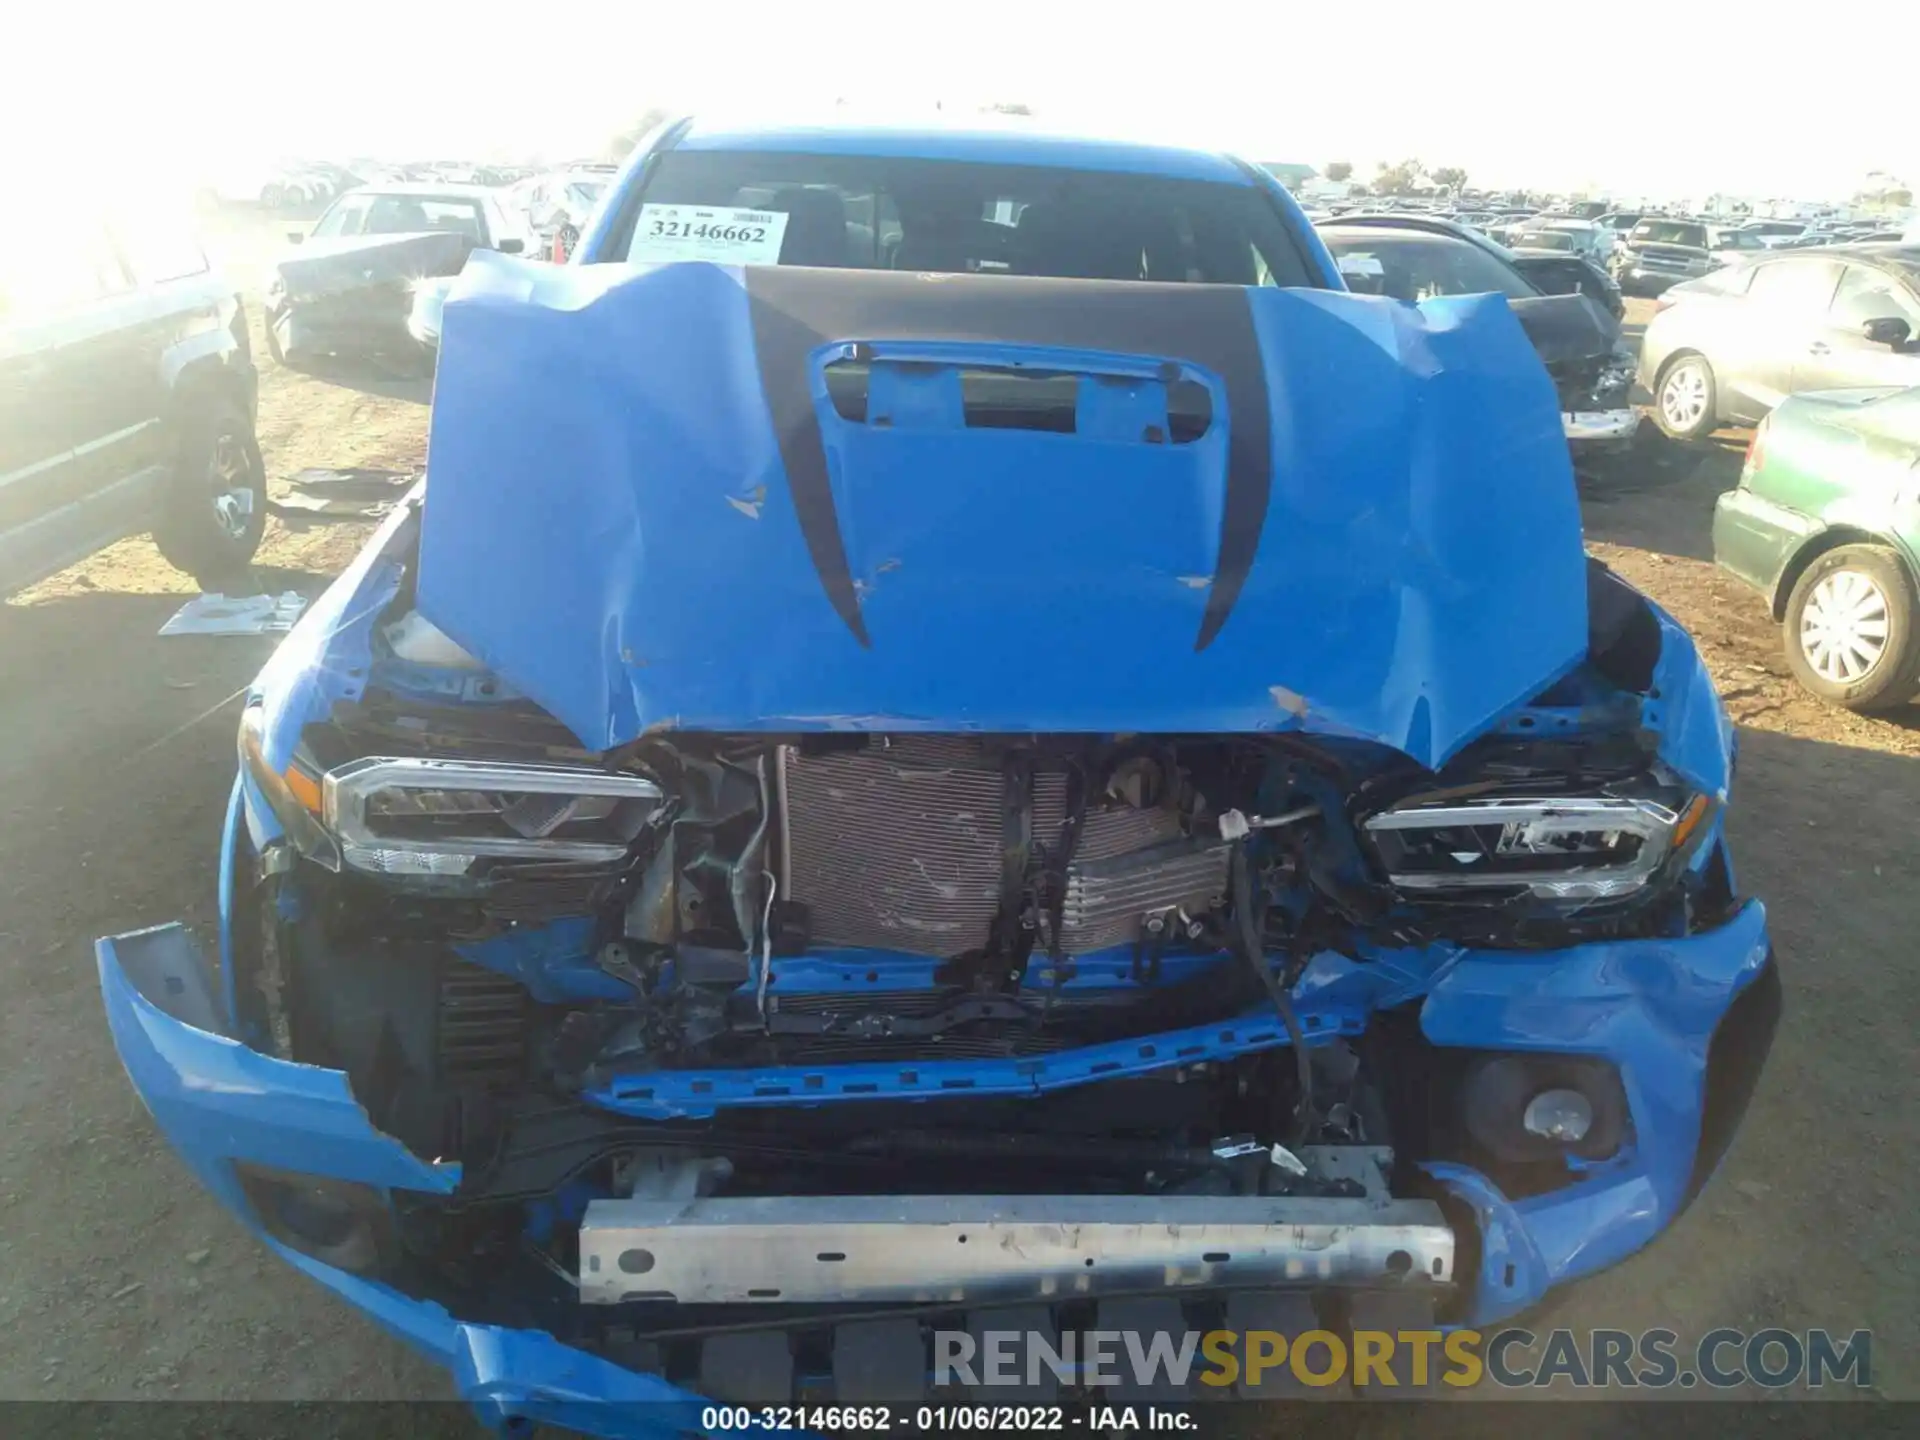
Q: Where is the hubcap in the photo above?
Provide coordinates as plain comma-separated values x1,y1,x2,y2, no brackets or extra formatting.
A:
208,431,254,540
1801,570,1891,684
1660,363,1708,431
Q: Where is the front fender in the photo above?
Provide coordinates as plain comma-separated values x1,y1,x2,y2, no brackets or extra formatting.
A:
96,923,459,1208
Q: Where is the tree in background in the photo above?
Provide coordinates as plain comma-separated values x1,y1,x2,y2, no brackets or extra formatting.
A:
1431,166,1468,193
1371,159,1423,196
608,108,671,160
1325,161,1352,183
1853,172,1911,210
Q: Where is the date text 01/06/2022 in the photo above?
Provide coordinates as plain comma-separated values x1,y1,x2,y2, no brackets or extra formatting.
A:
700,1406,1188,1431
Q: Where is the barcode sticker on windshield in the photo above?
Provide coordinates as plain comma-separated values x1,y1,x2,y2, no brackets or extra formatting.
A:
630,205,790,265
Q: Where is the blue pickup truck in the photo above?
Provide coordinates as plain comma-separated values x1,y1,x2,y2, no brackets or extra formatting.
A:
97,118,1776,1433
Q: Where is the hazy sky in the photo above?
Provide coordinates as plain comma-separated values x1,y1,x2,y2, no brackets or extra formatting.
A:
6,0,1914,202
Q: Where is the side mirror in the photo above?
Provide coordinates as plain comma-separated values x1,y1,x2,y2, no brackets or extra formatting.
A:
497,238,525,255
285,230,305,245
1862,316,1911,350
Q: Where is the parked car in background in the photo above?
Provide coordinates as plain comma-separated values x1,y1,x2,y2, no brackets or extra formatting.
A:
1319,216,1639,456
1714,384,1920,710
94,116,1773,1431
265,184,532,368
1507,218,1610,268
1738,219,1810,249
1707,227,1774,268
1639,245,1920,439
1,213,264,592
1616,217,1718,293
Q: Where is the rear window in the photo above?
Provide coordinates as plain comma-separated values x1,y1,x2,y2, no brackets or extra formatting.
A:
1317,229,1537,302
1513,230,1577,252
1746,259,1842,316
1631,220,1708,248
610,151,1316,286
1691,265,1756,296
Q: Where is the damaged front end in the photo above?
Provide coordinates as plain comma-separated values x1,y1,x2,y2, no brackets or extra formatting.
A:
99,264,1777,1430
267,232,472,365
1509,294,1641,454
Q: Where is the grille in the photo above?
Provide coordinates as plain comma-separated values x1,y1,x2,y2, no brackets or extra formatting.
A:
1632,249,1699,275
782,739,1229,958
437,961,530,1085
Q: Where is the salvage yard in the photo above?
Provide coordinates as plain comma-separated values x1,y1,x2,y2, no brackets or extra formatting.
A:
1,285,1914,1426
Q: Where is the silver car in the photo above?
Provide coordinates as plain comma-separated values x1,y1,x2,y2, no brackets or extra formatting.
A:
1638,245,1920,439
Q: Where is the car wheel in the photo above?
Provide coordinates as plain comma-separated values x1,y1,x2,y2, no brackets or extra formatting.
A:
152,394,268,588
1782,545,1920,712
1655,354,1718,441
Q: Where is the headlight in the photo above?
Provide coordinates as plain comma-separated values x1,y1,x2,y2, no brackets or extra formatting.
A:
1363,789,1714,901
324,756,662,875
239,704,661,878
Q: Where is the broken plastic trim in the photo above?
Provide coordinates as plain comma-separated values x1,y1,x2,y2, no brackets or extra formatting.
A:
96,924,459,1195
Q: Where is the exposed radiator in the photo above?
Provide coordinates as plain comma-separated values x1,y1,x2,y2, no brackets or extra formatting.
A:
782,738,1228,958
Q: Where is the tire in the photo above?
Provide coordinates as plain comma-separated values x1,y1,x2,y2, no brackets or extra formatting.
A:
1654,353,1718,441
152,394,268,588
1781,544,1920,712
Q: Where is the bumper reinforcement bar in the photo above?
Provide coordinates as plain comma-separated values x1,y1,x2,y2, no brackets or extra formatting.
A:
579,1193,1455,1305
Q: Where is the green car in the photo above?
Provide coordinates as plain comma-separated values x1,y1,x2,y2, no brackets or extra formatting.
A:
1714,385,1920,710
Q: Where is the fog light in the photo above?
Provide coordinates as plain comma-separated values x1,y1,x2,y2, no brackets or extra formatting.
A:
1522,1088,1594,1143
1460,1054,1626,1165
234,1163,396,1275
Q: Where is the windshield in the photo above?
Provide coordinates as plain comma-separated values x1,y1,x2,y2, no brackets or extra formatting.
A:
1513,230,1577,252
1317,229,1537,302
565,181,605,209
1631,220,1708,248
610,151,1317,285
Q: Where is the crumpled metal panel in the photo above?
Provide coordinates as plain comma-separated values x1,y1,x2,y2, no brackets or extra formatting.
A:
416,254,1586,769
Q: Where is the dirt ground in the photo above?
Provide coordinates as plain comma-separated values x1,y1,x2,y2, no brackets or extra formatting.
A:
1,284,1914,1427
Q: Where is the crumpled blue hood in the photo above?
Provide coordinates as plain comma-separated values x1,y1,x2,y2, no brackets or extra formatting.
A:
416,254,1586,767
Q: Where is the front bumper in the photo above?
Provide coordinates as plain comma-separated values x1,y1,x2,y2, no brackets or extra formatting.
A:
97,890,1777,1428
271,292,417,360
1563,407,1640,448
